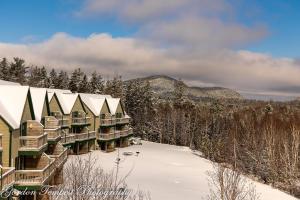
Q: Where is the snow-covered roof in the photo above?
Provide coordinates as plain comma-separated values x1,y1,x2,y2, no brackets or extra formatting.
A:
55,93,79,114
0,79,21,86
47,89,72,102
106,98,122,115
30,87,48,122
0,85,29,129
79,94,106,116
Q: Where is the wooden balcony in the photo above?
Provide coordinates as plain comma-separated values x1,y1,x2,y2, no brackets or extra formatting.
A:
49,143,68,169
119,128,133,137
15,154,56,190
0,167,15,191
45,128,61,143
0,134,2,151
19,134,48,156
75,131,96,142
116,117,130,125
71,117,91,126
43,116,60,129
51,112,70,128
98,133,115,141
60,133,76,145
100,118,116,127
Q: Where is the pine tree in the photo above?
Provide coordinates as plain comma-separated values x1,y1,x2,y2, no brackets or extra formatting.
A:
27,66,41,87
89,71,104,94
0,58,10,80
9,57,28,84
69,68,83,92
49,69,58,88
105,75,123,98
39,66,50,88
57,70,69,89
78,74,90,93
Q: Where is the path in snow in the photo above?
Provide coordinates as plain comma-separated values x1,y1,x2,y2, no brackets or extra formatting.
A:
68,141,297,200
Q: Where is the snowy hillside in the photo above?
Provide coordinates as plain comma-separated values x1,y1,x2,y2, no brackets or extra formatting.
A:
68,141,297,200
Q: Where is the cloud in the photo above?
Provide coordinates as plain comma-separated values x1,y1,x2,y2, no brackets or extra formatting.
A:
76,0,230,22
0,32,300,95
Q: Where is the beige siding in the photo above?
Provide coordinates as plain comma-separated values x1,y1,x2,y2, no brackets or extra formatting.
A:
21,97,33,123
95,117,100,133
11,129,19,168
100,102,110,115
0,118,10,167
83,103,95,131
115,102,124,116
41,100,49,119
49,95,62,113
71,97,85,113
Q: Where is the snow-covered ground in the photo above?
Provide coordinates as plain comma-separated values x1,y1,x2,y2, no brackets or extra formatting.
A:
68,141,297,200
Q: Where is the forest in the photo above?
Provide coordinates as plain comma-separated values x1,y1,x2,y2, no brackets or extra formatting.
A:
1,57,300,198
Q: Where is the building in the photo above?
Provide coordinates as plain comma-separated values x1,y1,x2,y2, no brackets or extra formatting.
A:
50,92,96,154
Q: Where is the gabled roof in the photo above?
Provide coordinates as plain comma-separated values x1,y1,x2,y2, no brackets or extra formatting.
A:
0,85,29,129
79,94,107,116
106,98,122,115
30,87,48,122
55,93,79,114
0,79,21,86
47,89,72,102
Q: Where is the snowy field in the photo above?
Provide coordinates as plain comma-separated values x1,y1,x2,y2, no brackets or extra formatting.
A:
68,141,297,200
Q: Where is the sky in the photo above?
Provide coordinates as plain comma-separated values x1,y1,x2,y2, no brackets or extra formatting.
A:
0,0,300,96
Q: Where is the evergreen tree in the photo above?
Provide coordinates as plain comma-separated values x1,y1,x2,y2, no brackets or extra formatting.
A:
27,66,41,87
0,58,10,80
39,66,50,88
9,57,28,84
57,70,69,89
49,69,58,88
105,75,123,98
78,74,90,93
89,71,104,94
69,68,83,92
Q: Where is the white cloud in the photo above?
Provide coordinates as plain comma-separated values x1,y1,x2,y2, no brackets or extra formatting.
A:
0,32,300,95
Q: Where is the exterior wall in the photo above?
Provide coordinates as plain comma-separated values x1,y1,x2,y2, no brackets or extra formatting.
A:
41,100,49,119
115,103,124,116
71,97,85,113
49,95,62,113
11,129,20,168
82,103,95,131
0,118,10,167
21,96,33,123
94,117,100,133
101,102,110,115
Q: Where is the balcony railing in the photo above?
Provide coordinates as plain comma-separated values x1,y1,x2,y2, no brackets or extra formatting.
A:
45,128,61,142
59,118,70,127
49,145,68,169
75,132,89,141
88,131,96,139
114,131,121,138
0,134,2,151
98,133,115,140
0,167,15,191
61,134,76,145
15,154,56,187
72,117,91,126
100,118,116,126
19,134,48,152
43,116,60,129
116,117,130,124
128,128,133,135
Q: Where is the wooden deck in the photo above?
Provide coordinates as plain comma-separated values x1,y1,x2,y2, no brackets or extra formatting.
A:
0,167,15,191
15,154,56,189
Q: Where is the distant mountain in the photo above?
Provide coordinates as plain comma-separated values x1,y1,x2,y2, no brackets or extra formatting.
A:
126,75,243,100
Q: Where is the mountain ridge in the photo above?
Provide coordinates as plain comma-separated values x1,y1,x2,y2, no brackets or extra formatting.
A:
126,75,243,100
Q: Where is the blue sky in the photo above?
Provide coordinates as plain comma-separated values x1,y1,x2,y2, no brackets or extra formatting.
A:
0,0,299,58
0,0,300,95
